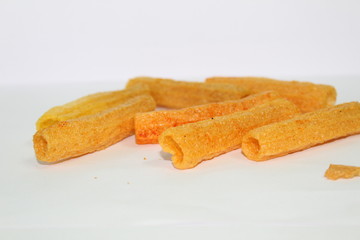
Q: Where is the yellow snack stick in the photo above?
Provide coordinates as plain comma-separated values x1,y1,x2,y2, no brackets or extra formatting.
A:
205,76,336,112
126,77,250,108
36,84,150,130
159,99,300,169
325,164,360,180
242,102,360,161
33,95,156,163
135,91,281,144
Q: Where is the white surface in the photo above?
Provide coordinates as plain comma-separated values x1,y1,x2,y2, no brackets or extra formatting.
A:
1,0,360,85
0,76,359,239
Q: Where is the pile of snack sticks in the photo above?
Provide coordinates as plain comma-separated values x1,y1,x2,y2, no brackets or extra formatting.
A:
33,77,360,180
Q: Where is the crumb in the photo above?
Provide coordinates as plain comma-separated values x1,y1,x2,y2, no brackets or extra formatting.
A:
127,181,130,184
143,157,147,160
325,164,360,180
94,177,97,179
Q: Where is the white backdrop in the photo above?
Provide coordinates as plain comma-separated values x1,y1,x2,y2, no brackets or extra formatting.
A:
1,1,360,239
1,0,360,85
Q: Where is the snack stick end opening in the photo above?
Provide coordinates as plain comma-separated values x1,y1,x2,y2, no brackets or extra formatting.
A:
34,134,48,161
244,137,261,156
162,136,183,166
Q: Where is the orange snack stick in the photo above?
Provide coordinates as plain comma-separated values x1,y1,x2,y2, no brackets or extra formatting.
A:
205,76,336,112
33,95,156,163
324,164,360,180
159,99,300,169
242,102,360,161
135,91,281,144
36,84,150,131
126,77,250,108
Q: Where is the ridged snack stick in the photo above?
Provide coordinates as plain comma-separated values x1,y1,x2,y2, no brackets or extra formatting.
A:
126,77,250,108
159,99,300,169
135,91,280,144
36,84,150,130
34,95,156,163
205,76,336,112
242,102,360,161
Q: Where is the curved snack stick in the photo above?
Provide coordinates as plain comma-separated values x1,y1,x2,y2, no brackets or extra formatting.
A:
126,77,250,108
159,99,300,169
36,84,150,130
325,164,360,180
205,76,336,112
242,102,360,161
34,95,156,163
135,91,280,144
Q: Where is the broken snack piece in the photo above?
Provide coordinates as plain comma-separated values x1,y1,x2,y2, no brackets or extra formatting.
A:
159,99,300,170
242,102,360,161
34,95,156,163
135,91,281,144
205,76,336,112
325,164,360,180
126,77,250,108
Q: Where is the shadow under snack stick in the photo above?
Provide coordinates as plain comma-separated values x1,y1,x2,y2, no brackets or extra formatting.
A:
159,151,172,161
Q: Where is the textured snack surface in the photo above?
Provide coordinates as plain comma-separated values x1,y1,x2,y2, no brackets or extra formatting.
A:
324,164,360,180
206,76,336,112
36,84,150,130
159,99,300,169
34,95,156,163
242,102,360,161
127,77,250,108
135,91,280,144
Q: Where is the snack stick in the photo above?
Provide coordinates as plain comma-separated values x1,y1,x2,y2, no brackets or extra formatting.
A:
159,99,300,169
36,84,150,130
126,77,250,108
34,95,156,163
135,91,281,144
242,102,360,161
205,76,336,112
324,164,360,180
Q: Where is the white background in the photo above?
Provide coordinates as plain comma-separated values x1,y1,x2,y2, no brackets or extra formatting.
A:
1,1,360,239
1,0,360,85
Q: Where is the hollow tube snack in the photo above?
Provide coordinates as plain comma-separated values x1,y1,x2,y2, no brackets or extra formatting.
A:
324,164,360,180
36,84,150,130
126,77,250,108
135,91,281,144
242,102,360,161
205,76,336,112
33,95,156,163
159,99,300,169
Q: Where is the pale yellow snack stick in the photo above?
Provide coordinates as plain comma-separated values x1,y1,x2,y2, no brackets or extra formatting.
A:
126,77,250,108
159,99,300,169
34,95,156,163
36,84,150,130
205,76,336,112
135,91,280,144
325,164,360,180
242,102,360,161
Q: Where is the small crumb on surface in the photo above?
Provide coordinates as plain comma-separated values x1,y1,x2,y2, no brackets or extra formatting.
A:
94,177,97,179
143,157,147,160
325,164,360,180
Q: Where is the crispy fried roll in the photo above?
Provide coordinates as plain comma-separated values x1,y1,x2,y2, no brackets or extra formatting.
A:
325,164,360,180
159,99,300,169
36,84,150,130
135,91,280,144
205,76,336,112
34,95,156,163
242,102,360,161
126,77,250,108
